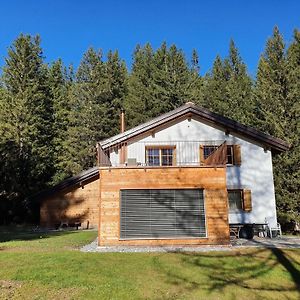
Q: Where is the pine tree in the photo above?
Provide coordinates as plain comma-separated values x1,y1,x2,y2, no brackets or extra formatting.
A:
0,34,53,222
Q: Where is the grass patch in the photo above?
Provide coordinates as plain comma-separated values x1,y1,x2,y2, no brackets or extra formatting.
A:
0,228,299,299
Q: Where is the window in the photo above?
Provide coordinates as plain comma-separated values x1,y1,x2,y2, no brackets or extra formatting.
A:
146,146,175,166
120,189,206,239
228,190,243,211
203,145,218,159
147,148,160,166
202,145,236,165
226,145,234,165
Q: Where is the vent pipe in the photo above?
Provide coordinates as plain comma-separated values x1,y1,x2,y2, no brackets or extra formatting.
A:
120,109,125,133
120,109,126,164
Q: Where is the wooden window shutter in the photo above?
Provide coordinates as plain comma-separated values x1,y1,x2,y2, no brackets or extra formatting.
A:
199,145,205,165
243,189,252,212
233,145,241,166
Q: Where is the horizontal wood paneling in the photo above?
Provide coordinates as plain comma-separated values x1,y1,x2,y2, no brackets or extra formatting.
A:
40,179,99,228
99,167,229,246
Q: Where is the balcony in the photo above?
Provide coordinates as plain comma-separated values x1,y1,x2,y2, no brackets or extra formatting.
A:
98,140,230,168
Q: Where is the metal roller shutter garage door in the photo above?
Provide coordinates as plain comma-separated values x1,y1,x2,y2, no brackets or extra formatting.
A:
120,189,206,239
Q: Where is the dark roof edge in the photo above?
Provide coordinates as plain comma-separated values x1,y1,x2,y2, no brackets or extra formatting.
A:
33,166,99,201
99,103,290,152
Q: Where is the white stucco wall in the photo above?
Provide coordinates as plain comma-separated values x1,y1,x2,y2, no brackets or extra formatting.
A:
109,117,278,227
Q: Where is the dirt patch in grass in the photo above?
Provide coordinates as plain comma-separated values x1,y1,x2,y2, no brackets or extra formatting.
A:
0,280,22,299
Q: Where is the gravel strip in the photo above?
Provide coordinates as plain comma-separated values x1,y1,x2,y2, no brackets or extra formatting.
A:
81,238,232,253
80,237,300,253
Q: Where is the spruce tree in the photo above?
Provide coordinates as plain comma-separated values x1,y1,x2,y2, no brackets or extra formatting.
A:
62,48,106,174
224,40,253,125
253,27,300,228
203,41,253,124
152,43,190,114
125,43,155,127
187,49,204,106
254,27,287,137
104,50,128,136
203,55,229,114
273,29,300,227
47,59,72,184
62,48,127,174
0,34,53,222
125,42,197,128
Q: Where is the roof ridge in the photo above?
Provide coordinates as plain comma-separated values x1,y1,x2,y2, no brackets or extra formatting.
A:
99,103,289,152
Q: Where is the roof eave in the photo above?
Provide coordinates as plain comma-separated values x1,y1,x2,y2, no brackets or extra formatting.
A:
99,104,289,153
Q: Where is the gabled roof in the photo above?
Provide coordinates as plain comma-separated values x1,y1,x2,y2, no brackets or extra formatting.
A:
34,166,99,200
99,102,290,152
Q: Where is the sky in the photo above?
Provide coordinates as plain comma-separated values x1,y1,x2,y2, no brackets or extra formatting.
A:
0,0,299,76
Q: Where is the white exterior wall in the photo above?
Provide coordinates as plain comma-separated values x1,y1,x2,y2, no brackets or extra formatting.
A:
109,118,277,227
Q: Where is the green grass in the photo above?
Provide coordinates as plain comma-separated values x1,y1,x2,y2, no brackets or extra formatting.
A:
0,228,299,299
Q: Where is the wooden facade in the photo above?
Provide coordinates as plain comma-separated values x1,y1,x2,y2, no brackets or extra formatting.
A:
40,178,99,228
99,166,230,246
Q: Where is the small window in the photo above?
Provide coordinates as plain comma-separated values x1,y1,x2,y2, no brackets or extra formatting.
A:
228,190,243,211
146,147,175,166
226,145,234,165
203,145,218,159
202,145,235,165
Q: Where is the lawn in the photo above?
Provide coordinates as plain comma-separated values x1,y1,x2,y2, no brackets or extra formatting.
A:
0,228,299,300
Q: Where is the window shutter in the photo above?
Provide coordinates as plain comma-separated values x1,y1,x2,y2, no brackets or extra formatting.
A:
233,145,241,166
243,189,252,212
200,145,205,165
173,148,177,165
120,189,206,239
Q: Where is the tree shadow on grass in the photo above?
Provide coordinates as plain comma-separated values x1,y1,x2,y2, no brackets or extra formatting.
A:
0,226,75,243
154,244,300,297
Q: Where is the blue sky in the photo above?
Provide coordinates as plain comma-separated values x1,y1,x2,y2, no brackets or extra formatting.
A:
0,1,299,76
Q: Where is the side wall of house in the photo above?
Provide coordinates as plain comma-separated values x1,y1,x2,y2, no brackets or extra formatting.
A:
99,167,229,246
109,117,277,227
40,178,99,228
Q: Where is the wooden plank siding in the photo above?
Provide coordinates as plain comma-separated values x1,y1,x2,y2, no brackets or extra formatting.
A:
40,178,99,228
99,166,230,246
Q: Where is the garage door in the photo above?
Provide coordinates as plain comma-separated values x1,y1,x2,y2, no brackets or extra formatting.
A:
120,189,206,239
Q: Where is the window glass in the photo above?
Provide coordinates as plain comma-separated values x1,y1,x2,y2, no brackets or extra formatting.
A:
147,148,160,166
146,147,174,166
203,146,218,159
161,148,173,166
227,145,234,165
203,145,235,165
228,190,243,210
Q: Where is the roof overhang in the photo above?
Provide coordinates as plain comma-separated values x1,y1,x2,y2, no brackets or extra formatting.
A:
99,103,290,153
33,166,99,201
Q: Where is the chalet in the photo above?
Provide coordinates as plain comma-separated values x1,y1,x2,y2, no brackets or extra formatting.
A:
39,102,289,246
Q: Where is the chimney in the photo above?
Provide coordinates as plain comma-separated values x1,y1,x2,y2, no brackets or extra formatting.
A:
120,109,126,164
120,109,125,133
